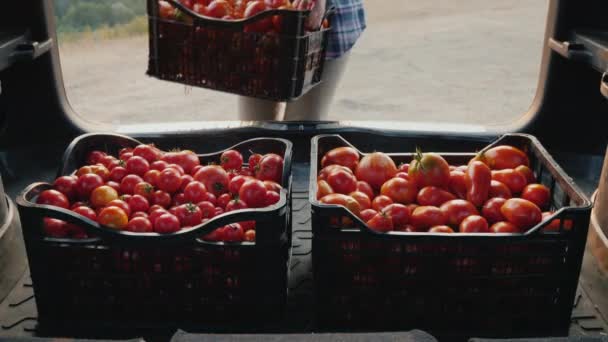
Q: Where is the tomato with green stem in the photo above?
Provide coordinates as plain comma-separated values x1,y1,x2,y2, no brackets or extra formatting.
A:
408,149,450,188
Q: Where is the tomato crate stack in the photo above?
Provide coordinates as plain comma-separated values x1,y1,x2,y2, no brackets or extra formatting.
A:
146,0,331,101
16,133,292,332
310,134,591,338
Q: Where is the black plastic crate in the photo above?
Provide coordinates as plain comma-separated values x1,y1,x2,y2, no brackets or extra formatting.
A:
16,133,292,333
310,134,592,338
146,0,331,101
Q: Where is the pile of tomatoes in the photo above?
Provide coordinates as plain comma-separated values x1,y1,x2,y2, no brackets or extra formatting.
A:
317,145,568,234
158,0,328,33
37,144,284,242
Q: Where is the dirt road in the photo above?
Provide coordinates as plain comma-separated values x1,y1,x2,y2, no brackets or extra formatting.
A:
59,0,548,126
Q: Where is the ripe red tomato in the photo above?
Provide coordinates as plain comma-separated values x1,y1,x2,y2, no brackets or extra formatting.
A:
131,211,148,219
255,153,284,183
125,156,150,176
318,165,353,181
249,153,263,173
356,152,397,190
86,150,107,165
395,172,410,180
244,1,273,32
175,203,203,227
76,165,93,177
165,163,185,176
149,207,168,223
72,205,97,221
489,180,512,199
465,161,491,207
133,144,161,163
244,229,256,242
399,163,409,173
133,182,155,200
119,147,133,158
380,177,417,204
91,165,110,181
119,194,132,203
411,206,446,231
490,221,521,233
109,166,128,183
481,197,507,224
381,203,411,228
429,225,454,233
263,180,282,193
119,152,133,162
98,206,128,229
201,192,217,206
174,151,200,174
203,227,224,242
521,183,550,210
265,190,280,206
439,199,478,226
327,169,357,194
143,169,161,186
217,193,232,209
366,211,393,233
371,195,393,212
500,198,542,231
71,201,88,209
448,170,467,199
76,174,104,199
179,174,194,192
157,168,182,193
119,174,143,195
348,191,371,210
128,195,150,213
53,176,78,200
460,215,489,233
194,165,230,196
360,209,378,222
182,181,207,203
317,180,334,199
223,223,245,242
416,186,456,207
240,220,257,232
478,145,529,170
106,199,131,217
319,194,361,217
229,175,252,195
221,150,244,170
90,185,118,208
172,193,187,207
321,147,359,171
515,165,536,184
43,218,69,238
356,181,374,200
152,190,172,208
408,152,450,188
127,217,153,233
197,201,216,219
239,179,267,208
541,211,572,232
154,213,181,233
150,160,169,171
491,169,528,194
214,207,224,216
207,0,231,18
226,198,248,212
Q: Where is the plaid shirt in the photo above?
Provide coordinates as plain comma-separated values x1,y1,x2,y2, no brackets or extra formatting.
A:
326,0,366,59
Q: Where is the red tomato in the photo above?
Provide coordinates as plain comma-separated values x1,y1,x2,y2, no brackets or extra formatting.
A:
125,156,150,176
43,218,69,238
491,169,528,194
356,152,397,190
119,152,133,162
489,180,512,199
118,147,133,158
109,166,128,183
90,185,118,208
380,177,417,204
214,207,224,216
408,152,450,188
395,172,410,181
182,181,207,203
478,145,529,170
203,227,224,242
521,183,550,210
429,225,454,233
131,211,149,219
149,208,168,223
133,182,155,200
265,191,280,206
76,165,94,177
229,176,252,195
143,169,161,186
542,211,572,232
207,0,231,17
399,163,409,173
179,174,194,192
163,151,200,175
98,206,128,229
133,144,161,163
515,165,536,184
71,201,88,209
371,195,393,212
172,193,187,207
158,1,175,19
319,194,361,217
255,153,284,183
239,179,267,208
191,165,203,176
465,161,491,207
327,169,357,194
318,165,353,181
152,190,172,208
128,195,150,213
197,201,216,219
201,192,217,206
72,206,97,221
165,163,185,176
175,203,203,227
360,209,378,222
439,199,478,226
76,174,104,199
317,180,334,199
244,1,272,32
448,170,467,199
119,174,143,195
411,206,447,231
157,168,182,193
53,176,78,200
321,147,359,171
150,160,169,171
226,197,248,212
248,153,263,173
481,197,507,224
86,150,107,165
366,211,393,233
416,186,456,207
356,181,374,200
381,203,411,228
217,193,232,209
91,165,110,181
244,229,256,242
221,149,244,170
106,199,131,218
119,194,132,203
223,223,245,242
154,213,181,233
500,198,542,231
348,191,371,210
127,217,153,233
490,221,521,233
264,180,282,193
194,165,230,196
460,215,489,233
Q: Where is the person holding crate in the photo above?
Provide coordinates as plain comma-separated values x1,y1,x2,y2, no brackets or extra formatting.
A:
238,0,366,121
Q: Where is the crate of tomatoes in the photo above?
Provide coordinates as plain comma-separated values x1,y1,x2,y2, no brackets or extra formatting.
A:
17,133,292,332
310,134,591,337
147,0,331,101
